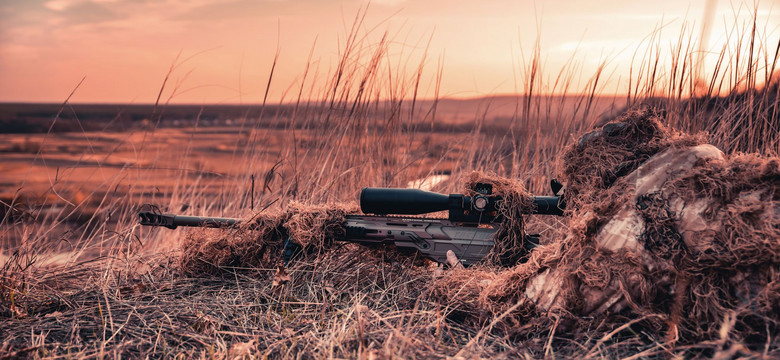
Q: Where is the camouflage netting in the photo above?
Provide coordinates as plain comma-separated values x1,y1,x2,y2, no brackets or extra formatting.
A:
179,202,356,275
463,171,534,266
558,108,705,211
431,108,780,348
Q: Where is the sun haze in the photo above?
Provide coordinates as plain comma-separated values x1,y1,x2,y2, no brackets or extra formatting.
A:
0,0,777,104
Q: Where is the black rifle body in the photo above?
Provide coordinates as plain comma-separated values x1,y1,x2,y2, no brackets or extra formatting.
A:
139,212,496,266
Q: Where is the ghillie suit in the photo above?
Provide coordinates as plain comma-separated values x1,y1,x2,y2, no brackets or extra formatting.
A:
432,109,780,350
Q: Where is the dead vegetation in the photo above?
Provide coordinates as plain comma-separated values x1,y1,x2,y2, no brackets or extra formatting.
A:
3,109,776,358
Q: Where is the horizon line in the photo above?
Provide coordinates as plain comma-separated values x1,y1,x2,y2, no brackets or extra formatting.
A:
0,93,633,107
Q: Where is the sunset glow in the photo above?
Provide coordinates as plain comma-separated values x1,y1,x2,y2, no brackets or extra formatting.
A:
1,0,778,104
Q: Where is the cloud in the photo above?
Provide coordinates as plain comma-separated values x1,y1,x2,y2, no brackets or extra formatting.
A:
59,1,121,24
553,39,636,53
45,0,142,12
44,0,73,11
169,0,319,22
369,0,407,6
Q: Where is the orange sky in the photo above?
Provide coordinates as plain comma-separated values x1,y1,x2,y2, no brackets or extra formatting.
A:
0,0,778,104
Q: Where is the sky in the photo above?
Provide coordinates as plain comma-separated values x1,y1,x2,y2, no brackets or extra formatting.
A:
0,0,778,104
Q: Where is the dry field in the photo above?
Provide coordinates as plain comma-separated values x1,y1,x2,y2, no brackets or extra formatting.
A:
0,93,620,263
2,11,780,359
0,95,622,358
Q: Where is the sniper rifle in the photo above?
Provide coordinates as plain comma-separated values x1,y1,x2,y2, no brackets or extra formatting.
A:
138,182,564,266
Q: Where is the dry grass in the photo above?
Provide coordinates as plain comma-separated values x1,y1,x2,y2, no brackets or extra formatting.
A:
1,6,779,359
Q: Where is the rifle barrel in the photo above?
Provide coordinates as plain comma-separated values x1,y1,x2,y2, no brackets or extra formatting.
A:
138,211,241,229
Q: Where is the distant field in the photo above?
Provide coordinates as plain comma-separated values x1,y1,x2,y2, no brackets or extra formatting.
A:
0,95,625,132
0,95,624,216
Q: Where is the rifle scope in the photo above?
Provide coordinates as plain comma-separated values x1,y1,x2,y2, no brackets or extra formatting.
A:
360,188,563,216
